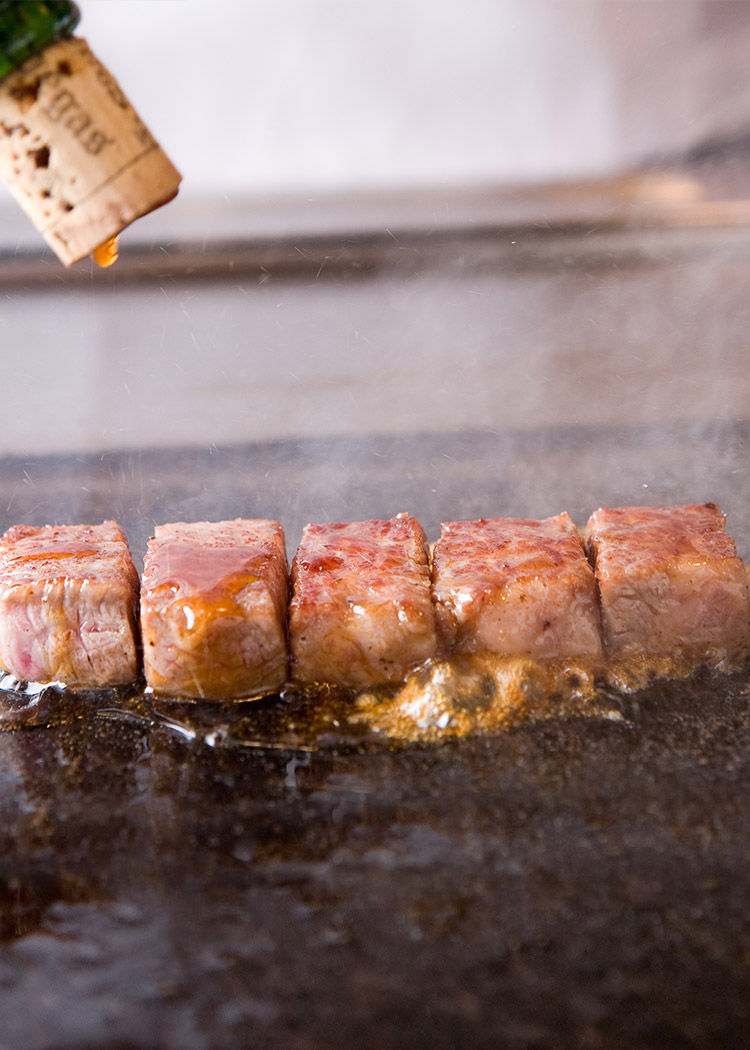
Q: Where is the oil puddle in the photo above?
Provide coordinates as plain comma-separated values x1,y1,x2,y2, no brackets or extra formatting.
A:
0,673,141,731
0,657,636,751
3,651,745,751
97,686,380,753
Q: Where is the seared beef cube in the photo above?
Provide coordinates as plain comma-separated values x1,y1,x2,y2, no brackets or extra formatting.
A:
585,503,750,666
289,514,438,688
0,521,139,687
140,519,288,699
432,513,602,661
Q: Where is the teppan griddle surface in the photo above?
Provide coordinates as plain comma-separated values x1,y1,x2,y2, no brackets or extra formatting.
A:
1,422,750,1050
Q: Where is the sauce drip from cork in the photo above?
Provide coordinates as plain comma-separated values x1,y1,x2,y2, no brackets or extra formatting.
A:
93,236,119,268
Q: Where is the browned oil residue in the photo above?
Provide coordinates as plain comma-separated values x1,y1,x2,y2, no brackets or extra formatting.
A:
350,653,605,744
0,864,92,941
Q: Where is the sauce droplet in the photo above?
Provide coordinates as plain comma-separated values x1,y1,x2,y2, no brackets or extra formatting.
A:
93,236,119,268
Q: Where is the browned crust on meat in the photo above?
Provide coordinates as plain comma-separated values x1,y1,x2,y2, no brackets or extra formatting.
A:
0,520,139,686
289,513,438,688
432,513,603,661
585,502,750,672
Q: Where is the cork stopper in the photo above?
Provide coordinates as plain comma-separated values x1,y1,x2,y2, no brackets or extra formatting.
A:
0,36,181,266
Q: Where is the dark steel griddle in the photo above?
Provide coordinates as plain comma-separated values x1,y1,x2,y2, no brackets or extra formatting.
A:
0,421,750,1050
3,187,750,1048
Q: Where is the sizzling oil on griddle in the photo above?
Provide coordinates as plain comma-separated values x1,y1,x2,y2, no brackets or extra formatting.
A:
0,646,738,749
0,657,590,747
1,658,750,1049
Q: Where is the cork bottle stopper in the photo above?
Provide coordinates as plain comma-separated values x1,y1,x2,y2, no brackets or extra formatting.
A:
0,36,181,266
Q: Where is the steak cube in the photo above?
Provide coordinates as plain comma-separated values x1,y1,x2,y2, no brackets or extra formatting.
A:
432,513,602,661
0,520,139,687
140,519,288,699
584,502,750,667
289,514,438,688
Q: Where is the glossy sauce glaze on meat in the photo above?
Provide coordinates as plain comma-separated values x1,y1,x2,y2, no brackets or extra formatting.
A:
585,503,750,674
432,513,602,661
289,514,438,689
0,521,139,687
140,519,288,700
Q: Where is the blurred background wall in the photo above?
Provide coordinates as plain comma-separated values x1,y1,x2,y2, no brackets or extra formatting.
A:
3,0,750,242
2,0,750,459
